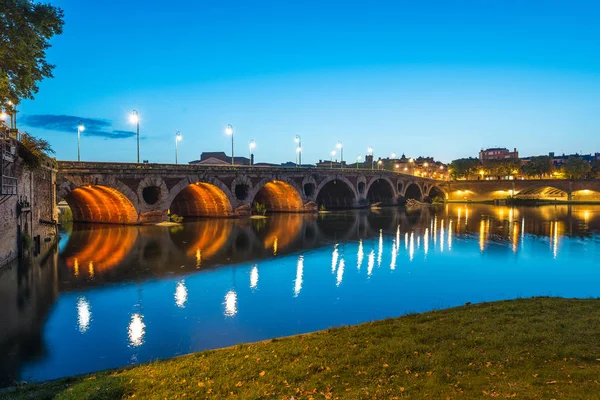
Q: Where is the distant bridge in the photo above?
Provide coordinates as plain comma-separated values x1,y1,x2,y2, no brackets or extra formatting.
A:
56,161,444,224
443,179,600,202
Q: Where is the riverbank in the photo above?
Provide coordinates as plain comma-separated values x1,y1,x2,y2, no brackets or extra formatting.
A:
3,297,599,399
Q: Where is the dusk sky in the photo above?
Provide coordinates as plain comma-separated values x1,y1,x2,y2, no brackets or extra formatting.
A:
17,0,600,164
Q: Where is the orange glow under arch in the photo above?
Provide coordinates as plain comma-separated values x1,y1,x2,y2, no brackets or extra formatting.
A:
170,182,233,217
65,185,138,224
254,180,303,212
64,225,138,275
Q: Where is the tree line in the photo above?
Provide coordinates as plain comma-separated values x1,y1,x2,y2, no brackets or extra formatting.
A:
448,156,600,180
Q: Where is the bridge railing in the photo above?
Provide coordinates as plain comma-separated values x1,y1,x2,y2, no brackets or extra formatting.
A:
56,160,442,181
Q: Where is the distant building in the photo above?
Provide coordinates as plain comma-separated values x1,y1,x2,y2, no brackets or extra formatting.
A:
316,159,347,168
479,147,519,162
189,151,251,166
521,152,600,168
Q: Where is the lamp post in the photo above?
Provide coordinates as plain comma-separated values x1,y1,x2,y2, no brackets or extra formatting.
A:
249,139,256,166
378,160,383,170
423,162,429,178
295,135,302,166
225,124,234,165
77,123,85,161
409,158,414,175
337,141,343,169
356,155,362,170
175,132,182,164
330,150,336,168
129,110,140,163
368,146,374,170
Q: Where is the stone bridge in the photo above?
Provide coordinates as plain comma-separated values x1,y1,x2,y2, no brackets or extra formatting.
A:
56,161,443,224
442,179,600,202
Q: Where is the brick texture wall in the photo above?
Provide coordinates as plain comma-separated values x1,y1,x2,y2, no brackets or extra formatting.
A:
0,159,57,267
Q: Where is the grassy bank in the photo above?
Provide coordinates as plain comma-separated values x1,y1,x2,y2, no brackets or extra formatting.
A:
3,297,600,399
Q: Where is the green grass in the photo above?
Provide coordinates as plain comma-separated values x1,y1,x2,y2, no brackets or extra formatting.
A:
3,297,600,399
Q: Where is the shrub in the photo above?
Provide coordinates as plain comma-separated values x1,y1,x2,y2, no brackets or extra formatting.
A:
432,196,444,204
319,204,327,211
253,202,267,216
170,214,184,223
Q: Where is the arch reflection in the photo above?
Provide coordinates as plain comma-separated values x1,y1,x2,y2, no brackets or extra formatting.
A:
63,224,138,276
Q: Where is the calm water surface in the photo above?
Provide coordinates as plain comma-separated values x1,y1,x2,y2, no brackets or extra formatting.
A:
1,204,599,385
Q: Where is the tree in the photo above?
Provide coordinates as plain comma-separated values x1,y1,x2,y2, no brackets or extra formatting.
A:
0,0,64,107
18,132,55,169
561,157,591,179
485,159,521,179
591,159,600,179
523,156,553,178
448,158,481,180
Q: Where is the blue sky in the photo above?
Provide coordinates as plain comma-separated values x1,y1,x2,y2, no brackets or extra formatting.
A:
17,0,600,164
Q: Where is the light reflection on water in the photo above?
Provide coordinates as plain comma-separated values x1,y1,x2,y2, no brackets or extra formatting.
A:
1,204,600,385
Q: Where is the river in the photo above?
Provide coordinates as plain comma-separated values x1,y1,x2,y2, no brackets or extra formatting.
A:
0,204,599,385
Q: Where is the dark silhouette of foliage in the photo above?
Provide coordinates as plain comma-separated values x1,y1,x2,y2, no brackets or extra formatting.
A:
0,0,64,106
18,132,55,170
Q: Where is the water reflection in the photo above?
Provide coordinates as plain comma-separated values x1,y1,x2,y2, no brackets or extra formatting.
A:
76,297,91,333
174,280,187,308
2,205,600,386
128,313,145,347
224,290,237,317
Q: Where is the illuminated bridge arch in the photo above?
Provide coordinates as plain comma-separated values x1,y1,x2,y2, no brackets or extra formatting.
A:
315,176,359,209
571,189,600,201
61,184,139,224
250,178,304,212
515,186,568,200
168,179,234,217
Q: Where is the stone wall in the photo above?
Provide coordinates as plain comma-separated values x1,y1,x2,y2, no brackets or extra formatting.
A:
0,159,58,268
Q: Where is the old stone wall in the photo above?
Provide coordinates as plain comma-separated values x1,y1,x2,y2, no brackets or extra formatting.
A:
0,159,58,268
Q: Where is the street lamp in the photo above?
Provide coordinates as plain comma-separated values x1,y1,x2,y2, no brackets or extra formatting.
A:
391,152,396,159
330,150,336,168
368,146,374,170
337,141,343,168
77,123,85,161
296,146,302,167
295,135,302,166
225,124,234,165
0,111,7,122
408,158,414,175
175,132,182,164
249,139,256,166
356,155,362,170
129,110,140,163
377,159,383,170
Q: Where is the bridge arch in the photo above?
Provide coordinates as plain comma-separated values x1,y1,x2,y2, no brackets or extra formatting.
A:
250,178,304,212
63,185,139,224
365,176,397,205
168,177,234,217
404,182,423,201
427,185,446,202
514,185,569,200
571,189,600,201
315,176,359,209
